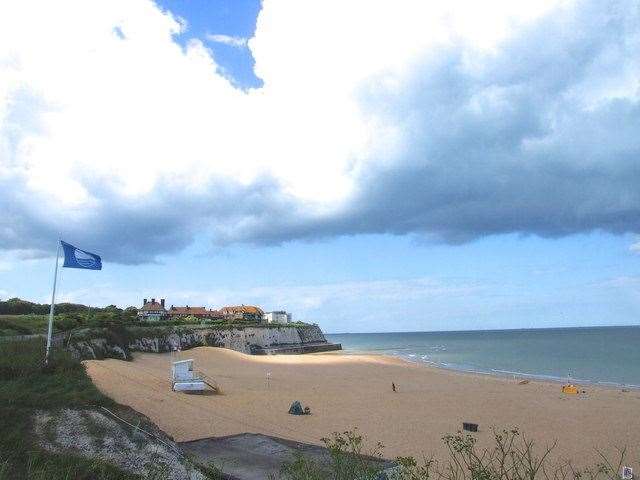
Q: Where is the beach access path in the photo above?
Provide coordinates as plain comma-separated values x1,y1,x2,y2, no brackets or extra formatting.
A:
84,347,640,466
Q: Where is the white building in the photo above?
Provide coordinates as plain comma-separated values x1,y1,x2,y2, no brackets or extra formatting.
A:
263,310,292,324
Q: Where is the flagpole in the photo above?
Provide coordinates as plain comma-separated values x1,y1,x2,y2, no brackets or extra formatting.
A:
45,240,61,365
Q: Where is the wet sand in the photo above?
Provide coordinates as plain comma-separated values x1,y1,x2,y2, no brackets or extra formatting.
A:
85,348,640,465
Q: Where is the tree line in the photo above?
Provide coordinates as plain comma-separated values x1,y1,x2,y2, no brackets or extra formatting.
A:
0,297,137,316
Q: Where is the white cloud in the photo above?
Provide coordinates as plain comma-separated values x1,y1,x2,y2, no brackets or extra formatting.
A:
206,34,248,48
0,249,47,272
630,241,640,254
0,0,564,205
1,0,639,262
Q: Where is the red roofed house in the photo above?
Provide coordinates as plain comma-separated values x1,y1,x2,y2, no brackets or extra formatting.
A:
137,298,167,321
167,305,218,319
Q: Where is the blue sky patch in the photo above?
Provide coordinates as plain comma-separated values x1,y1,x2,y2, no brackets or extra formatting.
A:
157,0,263,89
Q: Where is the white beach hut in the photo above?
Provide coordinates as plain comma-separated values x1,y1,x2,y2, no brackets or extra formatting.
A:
171,359,208,392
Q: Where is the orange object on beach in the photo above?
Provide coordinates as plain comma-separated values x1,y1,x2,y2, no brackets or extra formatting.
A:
562,384,579,394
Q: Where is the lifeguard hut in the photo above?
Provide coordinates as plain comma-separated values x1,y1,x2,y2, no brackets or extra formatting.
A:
171,359,217,393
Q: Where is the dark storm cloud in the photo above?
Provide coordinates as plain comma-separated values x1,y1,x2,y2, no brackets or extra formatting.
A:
213,0,640,246
0,174,298,264
1,0,639,263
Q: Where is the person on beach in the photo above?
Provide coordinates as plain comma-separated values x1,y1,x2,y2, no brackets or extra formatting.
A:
392,382,396,392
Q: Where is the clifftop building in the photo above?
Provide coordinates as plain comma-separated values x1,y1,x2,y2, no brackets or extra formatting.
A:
137,298,167,321
167,305,218,319
137,299,290,324
263,311,292,324
220,305,264,322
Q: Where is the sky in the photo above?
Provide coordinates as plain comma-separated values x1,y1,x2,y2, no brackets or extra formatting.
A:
0,0,639,333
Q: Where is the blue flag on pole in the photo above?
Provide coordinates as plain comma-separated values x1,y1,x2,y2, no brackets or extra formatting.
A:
60,241,102,270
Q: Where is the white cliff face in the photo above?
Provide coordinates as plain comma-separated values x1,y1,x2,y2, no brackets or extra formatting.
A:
69,325,334,359
128,325,327,354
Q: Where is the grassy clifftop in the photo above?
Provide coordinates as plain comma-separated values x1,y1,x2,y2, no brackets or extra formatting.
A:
0,339,213,479
0,311,315,338
0,338,137,479
0,314,49,336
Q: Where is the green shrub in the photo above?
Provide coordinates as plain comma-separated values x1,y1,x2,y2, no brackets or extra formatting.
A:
282,427,630,480
54,312,86,331
281,430,385,480
0,337,49,379
0,318,32,335
0,314,50,336
0,338,109,408
0,297,90,316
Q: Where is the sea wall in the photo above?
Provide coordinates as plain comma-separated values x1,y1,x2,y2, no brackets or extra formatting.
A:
68,324,341,360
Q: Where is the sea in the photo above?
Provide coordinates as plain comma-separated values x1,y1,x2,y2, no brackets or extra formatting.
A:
326,326,640,388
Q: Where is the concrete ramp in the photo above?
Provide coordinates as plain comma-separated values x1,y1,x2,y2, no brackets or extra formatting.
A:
180,433,391,480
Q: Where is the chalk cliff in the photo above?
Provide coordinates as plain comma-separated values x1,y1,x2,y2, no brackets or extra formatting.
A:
69,324,340,360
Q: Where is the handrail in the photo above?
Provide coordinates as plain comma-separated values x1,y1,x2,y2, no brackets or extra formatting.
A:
194,370,218,391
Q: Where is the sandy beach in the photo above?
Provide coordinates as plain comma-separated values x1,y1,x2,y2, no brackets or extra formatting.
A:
85,348,640,465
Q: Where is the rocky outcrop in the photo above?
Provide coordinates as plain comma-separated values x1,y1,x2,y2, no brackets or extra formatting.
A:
69,324,341,360
68,337,130,361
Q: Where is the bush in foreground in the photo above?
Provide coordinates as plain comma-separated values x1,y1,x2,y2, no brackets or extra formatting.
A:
281,430,385,480
280,428,630,480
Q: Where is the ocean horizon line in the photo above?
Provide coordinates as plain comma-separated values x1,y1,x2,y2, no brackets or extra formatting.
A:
325,323,640,335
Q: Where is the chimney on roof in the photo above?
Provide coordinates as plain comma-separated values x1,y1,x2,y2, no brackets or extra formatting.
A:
161,298,165,308
151,298,156,304
143,298,147,306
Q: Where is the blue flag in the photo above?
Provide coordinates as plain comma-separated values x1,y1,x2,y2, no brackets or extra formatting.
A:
60,241,102,270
